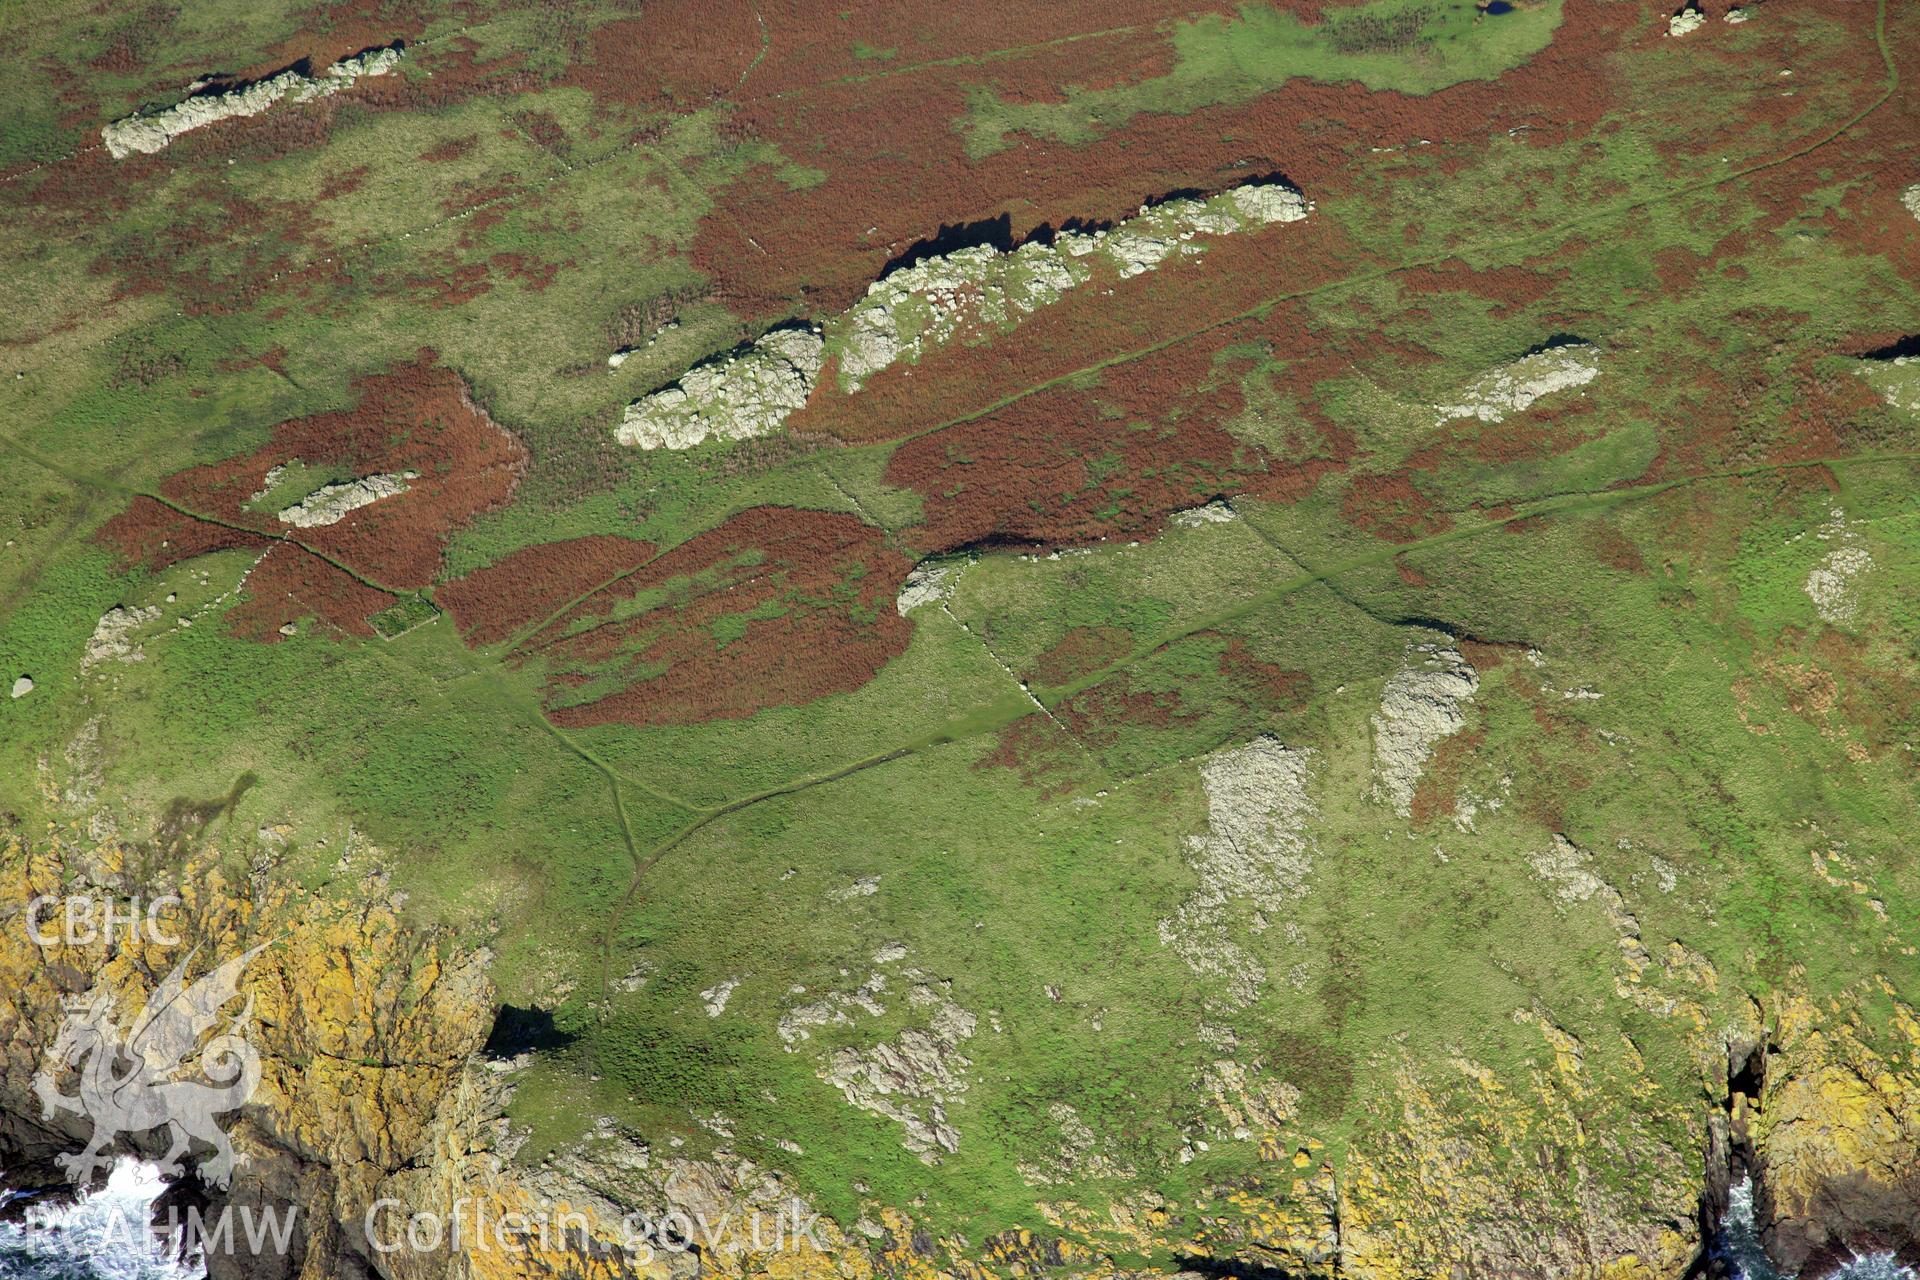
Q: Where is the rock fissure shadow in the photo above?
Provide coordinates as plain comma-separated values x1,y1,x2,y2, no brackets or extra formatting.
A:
180,41,407,103
1857,334,1920,360
877,171,1303,280
1172,1252,1305,1280
481,1004,575,1059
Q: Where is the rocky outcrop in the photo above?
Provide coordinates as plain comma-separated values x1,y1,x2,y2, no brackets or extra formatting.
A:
820,982,977,1163
102,47,404,159
1859,354,1920,415
829,181,1310,392
1370,644,1479,816
1801,510,1874,628
614,180,1311,451
276,472,417,528
1170,500,1237,528
82,605,162,672
1433,342,1599,424
1159,737,1316,1007
1748,990,1920,1276
895,560,962,616
615,327,824,450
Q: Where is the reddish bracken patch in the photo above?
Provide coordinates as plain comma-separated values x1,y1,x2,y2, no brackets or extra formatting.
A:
526,508,912,727
440,535,659,646
562,0,763,110
1026,626,1134,688
1340,472,1452,543
687,0,1640,321
1214,635,1312,712
97,352,525,640
882,336,1348,556
1409,727,1485,826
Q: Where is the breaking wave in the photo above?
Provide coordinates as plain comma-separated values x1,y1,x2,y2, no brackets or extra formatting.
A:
1719,1176,1914,1280
0,1159,201,1280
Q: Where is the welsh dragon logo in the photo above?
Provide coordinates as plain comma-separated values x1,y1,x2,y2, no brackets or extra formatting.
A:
33,946,265,1188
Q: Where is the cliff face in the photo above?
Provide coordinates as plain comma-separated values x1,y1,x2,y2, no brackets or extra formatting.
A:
0,829,494,1278
3,820,1915,1280
1749,991,1920,1278
0,828,880,1280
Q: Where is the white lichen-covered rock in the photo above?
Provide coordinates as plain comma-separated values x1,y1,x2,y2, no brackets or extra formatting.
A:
1802,509,1874,627
828,180,1310,391
277,471,417,527
1160,737,1316,1007
615,327,823,449
819,983,977,1161
1723,6,1750,21
101,47,403,159
1528,835,1651,976
1903,184,1920,223
248,461,293,505
700,977,740,1018
1435,342,1599,424
1171,500,1237,528
83,604,162,672
1668,7,1705,36
1859,354,1920,415
896,560,960,615
1018,1102,1135,1185
1371,644,1479,816
10,675,32,699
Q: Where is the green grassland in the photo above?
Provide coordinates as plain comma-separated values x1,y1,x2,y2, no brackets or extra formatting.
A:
1,0,1918,1269
960,0,1566,157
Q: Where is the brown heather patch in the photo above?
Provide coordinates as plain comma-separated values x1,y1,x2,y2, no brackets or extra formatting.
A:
439,535,659,646
317,164,370,200
1409,727,1483,826
228,544,398,642
97,353,525,638
1340,472,1451,543
1027,626,1134,688
1457,639,1530,670
1587,522,1647,575
533,507,913,728
1057,675,1203,747
420,133,479,163
1214,635,1312,713
562,0,764,111
972,715,1088,799
881,333,1349,556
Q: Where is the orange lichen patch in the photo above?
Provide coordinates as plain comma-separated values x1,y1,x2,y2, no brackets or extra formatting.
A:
440,535,659,646
1027,627,1134,688
1340,472,1451,543
97,353,524,638
531,507,912,727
